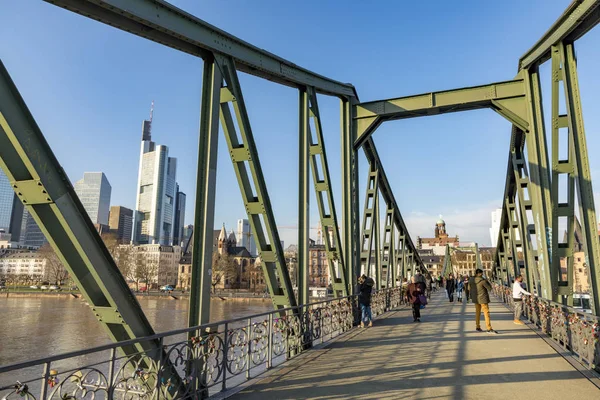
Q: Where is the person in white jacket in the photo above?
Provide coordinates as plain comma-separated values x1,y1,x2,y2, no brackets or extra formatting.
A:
513,275,531,325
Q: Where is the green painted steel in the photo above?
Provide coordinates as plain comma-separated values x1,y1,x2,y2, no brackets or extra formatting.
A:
550,43,576,304
217,56,296,309
559,42,600,313
354,78,529,149
305,87,348,297
188,57,222,329
0,61,184,391
511,149,539,295
341,98,359,294
381,206,395,288
298,88,311,306
44,0,357,98
359,165,379,279
2,0,595,351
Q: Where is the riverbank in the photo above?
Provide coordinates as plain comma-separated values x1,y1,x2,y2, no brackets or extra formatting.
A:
0,290,273,300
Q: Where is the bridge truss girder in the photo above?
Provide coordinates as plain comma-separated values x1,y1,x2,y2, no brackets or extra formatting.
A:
0,0,594,365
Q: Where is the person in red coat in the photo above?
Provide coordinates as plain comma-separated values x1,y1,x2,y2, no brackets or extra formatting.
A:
407,275,426,322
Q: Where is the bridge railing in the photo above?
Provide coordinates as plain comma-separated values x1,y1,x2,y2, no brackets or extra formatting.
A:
0,287,406,399
492,283,600,374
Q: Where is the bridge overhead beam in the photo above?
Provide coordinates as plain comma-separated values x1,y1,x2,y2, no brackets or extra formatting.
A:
519,0,600,70
353,78,529,149
44,0,357,98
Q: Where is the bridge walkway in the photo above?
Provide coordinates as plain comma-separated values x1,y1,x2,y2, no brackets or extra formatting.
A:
227,291,599,399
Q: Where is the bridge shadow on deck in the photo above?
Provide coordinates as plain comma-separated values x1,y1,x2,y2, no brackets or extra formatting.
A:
228,292,599,400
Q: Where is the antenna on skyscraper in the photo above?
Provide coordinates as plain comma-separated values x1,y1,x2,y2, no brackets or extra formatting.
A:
149,101,154,131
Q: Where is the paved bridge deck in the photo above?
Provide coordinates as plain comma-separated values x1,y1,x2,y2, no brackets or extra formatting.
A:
228,292,599,400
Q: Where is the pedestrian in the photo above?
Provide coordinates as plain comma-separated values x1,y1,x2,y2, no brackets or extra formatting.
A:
513,274,532,325
401,277,409,303
407,275,426,322
467,269,498,334
357,274,375,327
457,277,464,302
464,277,470,302
446,273,456,302
425,273,433,299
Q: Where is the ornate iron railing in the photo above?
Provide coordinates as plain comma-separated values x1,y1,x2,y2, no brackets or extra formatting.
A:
0,287,405,399
492,283,600,373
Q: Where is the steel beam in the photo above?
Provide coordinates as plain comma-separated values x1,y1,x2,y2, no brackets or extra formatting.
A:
519,0,600,70
306,87,348,296
511,150,540,295
188,57,222,328
342,98,359,293
298,88,310,306
44,0,357,98
560,42,600,314
373,188,381,289
551,43,576,304
381,206,395,288
354,78,529,149
522,68,554,300
362,139,423,267
218,56,296,309
0,61,175,375
359,165,379,278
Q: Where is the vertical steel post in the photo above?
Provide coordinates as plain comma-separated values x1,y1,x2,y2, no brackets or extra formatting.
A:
562,43,600,314
523,66,554,300
306,88,348,296
218,56,296,309
373,188,381,288
189,56,222,329
359,165,379,278
551,44,576,305
342,98,359,294
298,88,310,306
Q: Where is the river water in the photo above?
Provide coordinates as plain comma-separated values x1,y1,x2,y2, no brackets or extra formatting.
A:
0,295,272,367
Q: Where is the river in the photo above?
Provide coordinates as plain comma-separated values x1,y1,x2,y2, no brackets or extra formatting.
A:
0,295,272,366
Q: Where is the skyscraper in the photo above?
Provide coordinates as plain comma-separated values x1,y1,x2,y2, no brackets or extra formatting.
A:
74,172,112,225
0,169,26,242
173,187,186,246
237,218,256,256
133,105,178,245
109,206,134,243
489,208,502,247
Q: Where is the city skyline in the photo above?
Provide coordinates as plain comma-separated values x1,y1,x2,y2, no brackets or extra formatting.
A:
2,0,599,248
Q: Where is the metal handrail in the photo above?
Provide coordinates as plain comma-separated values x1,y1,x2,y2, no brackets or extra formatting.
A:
0,287,406,399
492,283,600,374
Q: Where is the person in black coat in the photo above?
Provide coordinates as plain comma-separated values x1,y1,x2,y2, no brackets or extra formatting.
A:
407,275,426,322
446,273,456,302
356,274,375,327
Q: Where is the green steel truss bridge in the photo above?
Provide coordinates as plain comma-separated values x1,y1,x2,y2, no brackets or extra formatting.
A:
1,0,600,398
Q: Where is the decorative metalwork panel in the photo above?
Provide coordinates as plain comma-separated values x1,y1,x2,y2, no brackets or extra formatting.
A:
493,283,600,373
0,288,408,399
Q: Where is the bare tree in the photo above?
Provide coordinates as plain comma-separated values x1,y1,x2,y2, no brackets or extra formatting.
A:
101,232,119,259
134,250,157,291
38,244,69,285
211,253,237,293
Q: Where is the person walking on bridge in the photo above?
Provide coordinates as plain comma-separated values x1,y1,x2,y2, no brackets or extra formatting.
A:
357,274,375,328
446,273,456,302
457,277,464,302
513,274,531,325
425,273,433,299
467,269,498,334
407,275,426,322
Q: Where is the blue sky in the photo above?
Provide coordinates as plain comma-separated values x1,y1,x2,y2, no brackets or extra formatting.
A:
1,0,599,247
